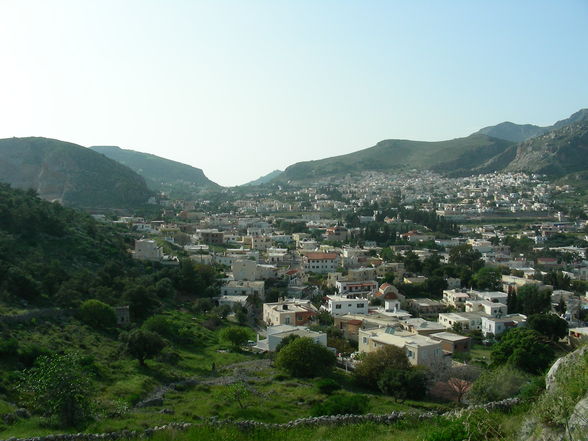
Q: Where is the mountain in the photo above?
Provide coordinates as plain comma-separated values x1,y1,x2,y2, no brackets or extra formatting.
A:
91,146,220,196
501,119,588,175
0,137,153,208
243,170,283,186
474,108,588,142
277,134,515,183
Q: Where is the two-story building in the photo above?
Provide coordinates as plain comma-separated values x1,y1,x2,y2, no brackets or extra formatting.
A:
263,299,318,326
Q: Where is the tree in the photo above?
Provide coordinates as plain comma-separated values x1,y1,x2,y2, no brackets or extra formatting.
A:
527,313,568,341
275,334,300,352
19,353,93,427
438,364,481,403
223,382,250,409
516,285,551,316
377,367,428,401
125,285,160,321
449,245,483,271
472,267,502,291
403,250,423,274
275,337,336,378
220,326,250,349
126,329,166,366
79,299,116,329
354,346,411,388
491,328,555,374
317,310,334,326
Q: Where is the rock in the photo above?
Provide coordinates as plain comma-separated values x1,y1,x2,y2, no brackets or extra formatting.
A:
568,394,588,440
545,346,588,391
14,409,31,419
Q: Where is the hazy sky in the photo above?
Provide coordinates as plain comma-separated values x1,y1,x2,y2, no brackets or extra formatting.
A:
1,1,587,186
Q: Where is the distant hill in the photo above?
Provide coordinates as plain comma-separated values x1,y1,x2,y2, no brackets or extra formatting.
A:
502,119,588,176
0,137,153,208
474,108,588,142
91,146,220,196
277,134,514,183
243,170,283,186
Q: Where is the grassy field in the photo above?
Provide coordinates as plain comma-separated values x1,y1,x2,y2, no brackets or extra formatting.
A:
0,310,451,438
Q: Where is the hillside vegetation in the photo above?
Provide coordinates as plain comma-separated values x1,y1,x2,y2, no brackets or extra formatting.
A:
91,146,220,196
278,134,514,182
0,138,152,208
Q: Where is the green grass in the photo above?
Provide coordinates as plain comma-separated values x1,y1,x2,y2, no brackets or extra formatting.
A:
470,344,493,366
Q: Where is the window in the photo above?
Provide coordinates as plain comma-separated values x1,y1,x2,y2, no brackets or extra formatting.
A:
285,317,290,324
362,337,367,344
407,349,414,358
357,303,364,308
335,304,342,309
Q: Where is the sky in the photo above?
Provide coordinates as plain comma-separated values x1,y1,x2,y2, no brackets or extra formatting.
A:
0,1,587,187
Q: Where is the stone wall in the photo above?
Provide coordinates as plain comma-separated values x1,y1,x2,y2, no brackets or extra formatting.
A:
0,398,519,441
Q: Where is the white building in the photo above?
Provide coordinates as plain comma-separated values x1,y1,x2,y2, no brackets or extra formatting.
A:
325,294,368,316
221,280,265,298
254,325,327,352
465,300,508,317
302,252,340,274
442,289,470,309
481,314,526,337
336,280,378,296
358,327,444,369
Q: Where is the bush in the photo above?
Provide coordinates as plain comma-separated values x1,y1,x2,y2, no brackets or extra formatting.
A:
18,353,93,427
466,365,529,404
219,326,250,349
125,329,166,366
377,367,428,401
316,378,341,395
311,393,369,416
0,338,19,356
142,315,178,339
354,346,411,388
79,299,116,329
275,337,336,378
491,328,555,374
275,334,300,352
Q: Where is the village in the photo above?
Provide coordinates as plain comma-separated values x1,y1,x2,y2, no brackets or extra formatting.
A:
96,170,588,374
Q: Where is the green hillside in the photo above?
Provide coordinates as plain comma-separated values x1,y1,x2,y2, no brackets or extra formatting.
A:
0,138,153,208
278,134,514,182
91,146,220,196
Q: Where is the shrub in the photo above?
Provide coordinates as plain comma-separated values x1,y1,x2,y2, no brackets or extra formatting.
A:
79,299,116,329
219,326,250,349
354,345,411,388
275,337,336,378
316,378,341,395
142,315,177,339
18,353,93,427
491,328,555,374
377,367,428,401
311,394,369,416
466,365,529,404
125,329,166,366
275,334,300,352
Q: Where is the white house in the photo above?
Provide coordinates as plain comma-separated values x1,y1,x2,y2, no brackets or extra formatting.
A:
481,314,526,337
336,280,378,296
358,327,445,369
254,325,327,352
133,239,162,262
325,294,368,316
302,252,340,274
465,300,508,317
221,281,265,298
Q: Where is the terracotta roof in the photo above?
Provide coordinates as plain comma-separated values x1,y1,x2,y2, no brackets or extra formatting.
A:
304,252,338,260
379,283,392,290
383,292,398,300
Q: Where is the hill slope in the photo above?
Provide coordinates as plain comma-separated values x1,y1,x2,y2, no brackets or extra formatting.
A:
243,170,283,186
502,119,588,175
278,134,514,182
91,146,220,195
0,138,152,208
474,108,588,142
